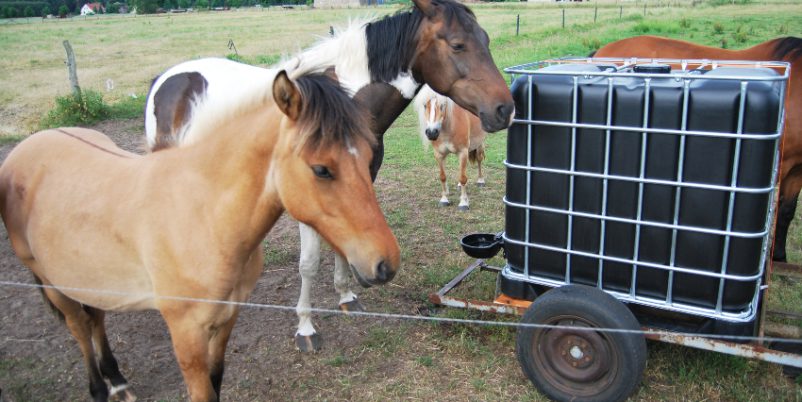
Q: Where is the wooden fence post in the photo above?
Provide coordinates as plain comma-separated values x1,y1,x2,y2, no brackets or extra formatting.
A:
619,5,623,19
561,8,565,29
594,6,597,23
62,40,81,98
516,14,520,36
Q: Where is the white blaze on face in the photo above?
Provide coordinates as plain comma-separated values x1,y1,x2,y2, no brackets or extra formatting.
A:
426,98,442,133
346,138,359,157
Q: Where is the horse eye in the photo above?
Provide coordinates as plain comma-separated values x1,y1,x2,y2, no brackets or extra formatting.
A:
312,165,333,179
451,43,465,52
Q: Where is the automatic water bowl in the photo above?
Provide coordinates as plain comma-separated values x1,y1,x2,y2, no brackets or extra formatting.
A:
460,232,504,259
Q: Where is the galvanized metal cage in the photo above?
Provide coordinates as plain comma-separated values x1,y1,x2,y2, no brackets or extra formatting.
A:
502,58,790,323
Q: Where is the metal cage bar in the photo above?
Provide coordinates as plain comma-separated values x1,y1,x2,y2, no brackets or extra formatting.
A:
501,57,790,323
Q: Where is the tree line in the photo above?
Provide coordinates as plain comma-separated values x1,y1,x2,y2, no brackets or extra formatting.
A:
0,0,308,18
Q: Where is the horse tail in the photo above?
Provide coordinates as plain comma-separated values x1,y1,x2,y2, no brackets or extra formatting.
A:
588,50,597,58
32,275,65,323
469,145,484,166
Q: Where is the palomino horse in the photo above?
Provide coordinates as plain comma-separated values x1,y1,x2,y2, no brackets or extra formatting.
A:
594,35,802,262
145,0,514,351
0,71,399,402
414,85,488,210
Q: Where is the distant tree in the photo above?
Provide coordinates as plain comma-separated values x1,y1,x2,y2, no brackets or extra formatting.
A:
162,0,172,9
23,6,35,16
58,3,68,16
176,0,188,8
134,0,158,13
41,4,51,15
107,1,119,12
6,6,19,17
228,0,239,7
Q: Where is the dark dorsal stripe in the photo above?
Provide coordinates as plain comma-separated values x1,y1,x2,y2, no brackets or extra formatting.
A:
294,73,375,153
772,37,802,61
151,72,208,151
364,0,477,84
54,129,133,159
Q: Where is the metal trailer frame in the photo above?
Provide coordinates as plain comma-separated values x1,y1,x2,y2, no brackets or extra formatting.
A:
429,57,802,369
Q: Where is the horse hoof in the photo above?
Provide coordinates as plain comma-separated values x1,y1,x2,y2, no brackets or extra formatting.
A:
339,299,365,313
476,181,486,188
295,333,322,352
458,205,470,211
439,201,450,207
110,386,137,402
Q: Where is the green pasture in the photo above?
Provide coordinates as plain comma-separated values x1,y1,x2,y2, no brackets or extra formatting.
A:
2,0,802,400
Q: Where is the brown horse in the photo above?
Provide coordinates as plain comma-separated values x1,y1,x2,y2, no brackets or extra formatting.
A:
0,71,399,402
415,85,487,210
145,0,514,352
594,35,802,262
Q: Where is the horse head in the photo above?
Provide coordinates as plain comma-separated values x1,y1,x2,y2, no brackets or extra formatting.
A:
270,71,400,287
415,88,449,141
410,0,514,133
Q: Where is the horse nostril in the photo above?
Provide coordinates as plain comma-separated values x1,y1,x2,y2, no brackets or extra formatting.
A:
375,260,395,284
496,103,513,121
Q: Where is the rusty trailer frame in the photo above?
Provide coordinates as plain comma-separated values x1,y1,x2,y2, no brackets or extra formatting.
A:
428,258,802,370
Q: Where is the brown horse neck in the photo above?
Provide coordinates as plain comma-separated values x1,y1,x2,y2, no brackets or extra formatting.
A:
158,107,286,252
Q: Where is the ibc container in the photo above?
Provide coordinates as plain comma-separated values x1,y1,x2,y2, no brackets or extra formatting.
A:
501,59,787,324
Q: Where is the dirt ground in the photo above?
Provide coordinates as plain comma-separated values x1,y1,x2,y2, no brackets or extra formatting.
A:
0,119,473,402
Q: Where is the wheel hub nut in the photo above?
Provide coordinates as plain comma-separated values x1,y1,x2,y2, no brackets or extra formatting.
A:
570,345,584,359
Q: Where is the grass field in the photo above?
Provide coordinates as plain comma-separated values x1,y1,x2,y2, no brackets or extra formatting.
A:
2,0,802,400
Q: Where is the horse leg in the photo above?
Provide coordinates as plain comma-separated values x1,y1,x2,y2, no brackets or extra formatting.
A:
207,310,238,400
436,152,450,206
475,145,486,187
85,307,136,402
774,172,802,262
334,253,362,312
161,307,216,402
41,286,109,402
296,222,322,352
457,149,470,211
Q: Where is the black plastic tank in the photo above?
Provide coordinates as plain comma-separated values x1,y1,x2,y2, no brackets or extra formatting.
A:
504,63,781,318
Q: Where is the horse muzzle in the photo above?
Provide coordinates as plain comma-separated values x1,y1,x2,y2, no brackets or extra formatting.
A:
479,102,515,132
349,260,396,288
425,128,440,141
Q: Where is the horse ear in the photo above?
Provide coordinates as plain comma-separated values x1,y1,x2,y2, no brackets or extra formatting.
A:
323,66,338,82
412,0,436,17
272,70,302,121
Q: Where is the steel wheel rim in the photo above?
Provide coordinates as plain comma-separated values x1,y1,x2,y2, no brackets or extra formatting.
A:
530,315,620,397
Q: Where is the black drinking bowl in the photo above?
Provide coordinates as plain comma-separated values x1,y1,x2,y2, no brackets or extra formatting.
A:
460,233,503,259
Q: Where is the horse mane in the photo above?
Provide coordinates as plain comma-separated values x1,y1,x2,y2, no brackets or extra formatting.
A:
365,0,477,83
772,37,802,61
182,72,374,153
281,18,372,83
293,73,376,152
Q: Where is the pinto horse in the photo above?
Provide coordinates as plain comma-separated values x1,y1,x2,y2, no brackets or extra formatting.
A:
145,0,514,351
414,85,488,210
594,35,802,262
0,71,399,402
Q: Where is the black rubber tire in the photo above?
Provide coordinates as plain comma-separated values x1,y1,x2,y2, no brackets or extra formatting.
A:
516,285,647,402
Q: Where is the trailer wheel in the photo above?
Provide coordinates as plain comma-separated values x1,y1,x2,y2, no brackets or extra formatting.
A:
516,285,646,402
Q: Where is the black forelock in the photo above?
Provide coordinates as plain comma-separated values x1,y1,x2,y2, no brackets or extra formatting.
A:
293,73,375,152
364,0,477,84
772,37,802,61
